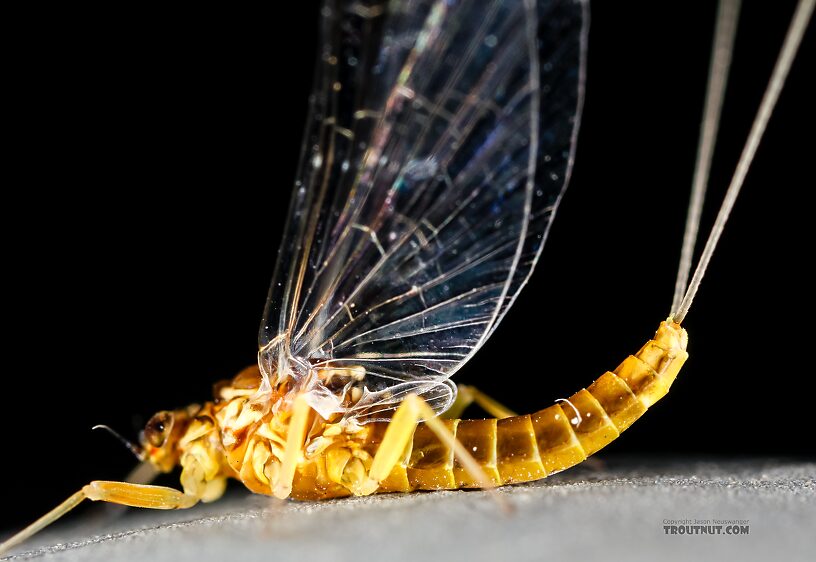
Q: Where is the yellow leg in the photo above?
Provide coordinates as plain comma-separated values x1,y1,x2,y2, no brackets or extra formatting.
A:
444,385,518,419
273,395,312,499
361,395,422,495
82,481,199,509
0,481,199,555
360,394,496,495
407,395,497,490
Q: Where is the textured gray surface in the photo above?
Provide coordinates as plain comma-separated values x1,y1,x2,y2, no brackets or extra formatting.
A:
2,457,814,562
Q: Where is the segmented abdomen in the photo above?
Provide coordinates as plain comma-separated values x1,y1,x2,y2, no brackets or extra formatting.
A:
373,320,688,492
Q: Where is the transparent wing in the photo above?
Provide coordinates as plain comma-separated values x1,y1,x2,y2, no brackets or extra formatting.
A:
259,0,587,421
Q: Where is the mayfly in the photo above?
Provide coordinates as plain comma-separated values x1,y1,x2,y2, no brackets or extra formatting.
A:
2,0,812,554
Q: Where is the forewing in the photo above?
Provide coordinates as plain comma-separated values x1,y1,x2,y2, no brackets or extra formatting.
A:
259,0,587,420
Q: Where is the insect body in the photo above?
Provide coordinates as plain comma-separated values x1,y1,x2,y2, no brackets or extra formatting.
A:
2,0,811,554
139,320,684,503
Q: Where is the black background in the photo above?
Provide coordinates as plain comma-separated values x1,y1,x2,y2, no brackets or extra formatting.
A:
2,2,813,530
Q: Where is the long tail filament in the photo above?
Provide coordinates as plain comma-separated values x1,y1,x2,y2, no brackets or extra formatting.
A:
672,0,814,324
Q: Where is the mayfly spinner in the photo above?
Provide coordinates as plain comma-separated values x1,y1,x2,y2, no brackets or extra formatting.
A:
2,0,812,554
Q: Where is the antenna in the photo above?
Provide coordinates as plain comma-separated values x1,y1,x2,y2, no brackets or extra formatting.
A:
92,424,146,461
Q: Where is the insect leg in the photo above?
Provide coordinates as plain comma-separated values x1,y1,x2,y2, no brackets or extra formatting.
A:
405,395,497,491
361,394,497,496
0,482,198,555
273,394,312,499
357,395,422,495
0,491,85,555
443,385,518,420
358,396,422,495
82,480,199,509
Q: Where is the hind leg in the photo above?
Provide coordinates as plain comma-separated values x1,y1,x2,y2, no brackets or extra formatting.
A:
359,394,495,495
443,385,517,419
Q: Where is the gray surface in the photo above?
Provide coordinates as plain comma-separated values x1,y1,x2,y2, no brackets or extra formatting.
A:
2,457,814,562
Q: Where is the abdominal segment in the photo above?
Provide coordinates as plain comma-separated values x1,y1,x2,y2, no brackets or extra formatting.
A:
244,320,687,500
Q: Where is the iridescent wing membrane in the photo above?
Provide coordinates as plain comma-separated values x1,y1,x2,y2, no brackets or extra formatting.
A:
259,0,586,421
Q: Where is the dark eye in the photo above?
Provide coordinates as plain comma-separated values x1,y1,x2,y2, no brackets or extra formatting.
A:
145,411,173,448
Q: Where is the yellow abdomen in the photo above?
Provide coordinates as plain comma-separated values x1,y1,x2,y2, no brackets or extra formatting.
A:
290,320,687,499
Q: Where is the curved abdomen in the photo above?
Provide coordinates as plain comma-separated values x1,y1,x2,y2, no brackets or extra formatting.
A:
374,320,688,492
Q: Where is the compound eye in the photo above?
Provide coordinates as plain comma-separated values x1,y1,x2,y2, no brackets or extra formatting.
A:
144,411,174,448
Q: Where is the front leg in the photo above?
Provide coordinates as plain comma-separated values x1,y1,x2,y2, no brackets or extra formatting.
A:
0,481,200,555
82,480,200,509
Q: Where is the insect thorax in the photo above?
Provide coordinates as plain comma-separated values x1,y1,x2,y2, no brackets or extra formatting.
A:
170,365,378,501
